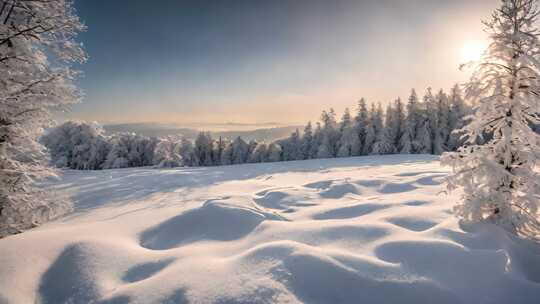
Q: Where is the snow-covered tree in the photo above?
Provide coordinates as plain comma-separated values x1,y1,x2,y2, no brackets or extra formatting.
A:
41,121,110,170
416,88,433,154
373,103,396,155
87,136,111,170
400,90,421,154
310,122,323,159
317,109,340,158
231,137,249,164
213,137,226,166
102,134,129,169
355,98,369,155
301,122,314,160
369,103,390,155
247,140,259,162
387,97,406,152
442,0,540,237
447,84,470,151
337,108,360,157
433,89,450,154
220,140,234,166
0,0,87,236
129,136,159,167
425,90,440,154
281,129,302,161
364,103,381,155
248,142,267,163
153,137,183,168
178,138,196,167
103,133,137,169
194,132,214,166
101,133,158,169
266,143,282,162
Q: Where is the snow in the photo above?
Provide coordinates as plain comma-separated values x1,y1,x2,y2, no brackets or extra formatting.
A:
1,155,540,303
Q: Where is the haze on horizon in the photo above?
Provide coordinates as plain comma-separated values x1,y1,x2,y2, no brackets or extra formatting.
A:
69,0,497,126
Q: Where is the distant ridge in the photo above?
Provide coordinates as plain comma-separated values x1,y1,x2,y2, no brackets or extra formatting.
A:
103,122,302,142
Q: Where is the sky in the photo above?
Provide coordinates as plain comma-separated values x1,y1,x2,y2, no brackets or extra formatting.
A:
68,0,498,126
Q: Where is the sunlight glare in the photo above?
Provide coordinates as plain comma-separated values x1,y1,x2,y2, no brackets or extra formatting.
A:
460,40,487,64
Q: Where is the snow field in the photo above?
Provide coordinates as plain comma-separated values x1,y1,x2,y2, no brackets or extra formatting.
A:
1,155,539,303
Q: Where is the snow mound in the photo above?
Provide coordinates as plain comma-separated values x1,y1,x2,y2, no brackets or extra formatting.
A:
237,241,460,304
375,238,540,303
415,174,445,186
253,188,317,211
38,243,101,304
354,179,385,188
319,182,361,199
402,200,431,206
1,155,539,303
386,216,438,232
378,182,418,194
122,259,174,283
312,203,389,220
303,180,336,189
303,180,361,199
140,199,281,250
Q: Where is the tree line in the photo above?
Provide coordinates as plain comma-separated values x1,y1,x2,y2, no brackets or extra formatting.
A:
43,85,471,170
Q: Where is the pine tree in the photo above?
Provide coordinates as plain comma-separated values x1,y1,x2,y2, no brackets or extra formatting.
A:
355,98,369,155
337,108,359,157
370,102,390,155
442,0,540,236
401,89,420,153
434,89,450,154
416,88,434,154
282,129,302,161
317,109,339,158
389,97,406,152
194,132,214,166
373,103,397,155
310,122,323,159
266,143,282,162
220,141,234,166
301,122,314,160
231,137,249,164
213,137,226,166
248,143,267,163
247,140,259,162
364,103,378,155
447,84,470,151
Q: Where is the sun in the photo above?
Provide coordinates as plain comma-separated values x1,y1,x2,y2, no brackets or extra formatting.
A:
460,40,488,64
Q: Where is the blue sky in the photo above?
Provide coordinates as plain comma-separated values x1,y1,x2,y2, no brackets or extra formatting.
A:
70,0,496,125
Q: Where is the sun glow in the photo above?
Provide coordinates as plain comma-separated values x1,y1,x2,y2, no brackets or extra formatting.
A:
460,40,488,64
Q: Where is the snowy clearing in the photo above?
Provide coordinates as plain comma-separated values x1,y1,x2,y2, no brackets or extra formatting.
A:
1,155,540,304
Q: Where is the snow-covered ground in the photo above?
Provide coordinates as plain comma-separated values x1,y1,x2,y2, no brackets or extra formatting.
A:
1,155,540,304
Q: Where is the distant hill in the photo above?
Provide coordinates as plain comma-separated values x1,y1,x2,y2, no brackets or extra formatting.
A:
103,123,199,139
103,123,302,142
213,127,301,142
